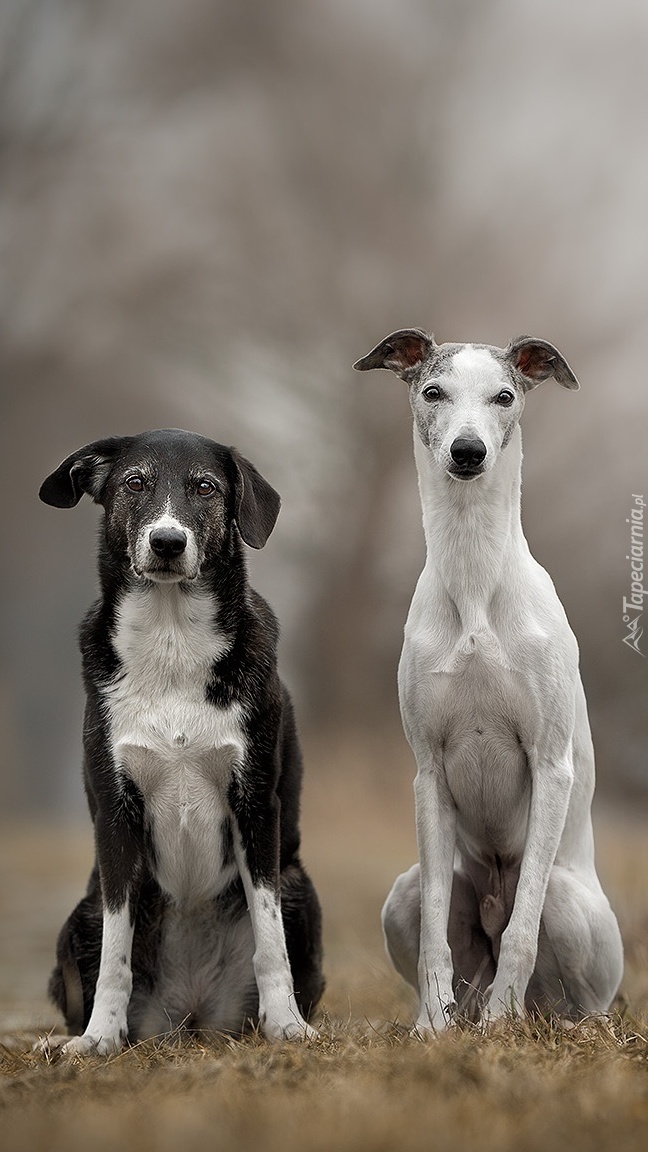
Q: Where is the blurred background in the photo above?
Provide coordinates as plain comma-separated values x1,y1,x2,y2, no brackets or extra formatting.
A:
2,0,648,819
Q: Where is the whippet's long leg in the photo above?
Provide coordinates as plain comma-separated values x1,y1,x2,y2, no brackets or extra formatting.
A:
486,747,573,1019
412,761,458,1035
382,864,495,1019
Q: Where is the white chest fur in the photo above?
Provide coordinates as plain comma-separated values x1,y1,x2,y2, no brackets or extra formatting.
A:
105,585,246,904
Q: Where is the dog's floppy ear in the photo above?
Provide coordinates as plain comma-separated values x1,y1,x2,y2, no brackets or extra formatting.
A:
39,437,130,508
506,337,579,391
231,449,281,549
353,328,436,380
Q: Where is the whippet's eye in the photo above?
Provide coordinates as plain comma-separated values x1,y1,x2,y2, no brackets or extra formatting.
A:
196,479,217,497
422,384,441,402
125,475,144,492
495,389,515,406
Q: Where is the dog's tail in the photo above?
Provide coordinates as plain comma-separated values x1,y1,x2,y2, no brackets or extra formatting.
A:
479,893,507,962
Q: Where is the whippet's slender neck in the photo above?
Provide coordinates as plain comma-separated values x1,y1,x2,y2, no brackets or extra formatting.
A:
414,424,528,629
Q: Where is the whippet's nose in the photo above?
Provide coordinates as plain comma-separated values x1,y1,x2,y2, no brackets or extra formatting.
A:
450,438,487,470
149,526,188,559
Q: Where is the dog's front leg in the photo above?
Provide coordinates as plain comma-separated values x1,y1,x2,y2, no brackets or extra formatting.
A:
63,777,144,1057
231,787,316,1042
413,760,458,1036
486,746,574,1020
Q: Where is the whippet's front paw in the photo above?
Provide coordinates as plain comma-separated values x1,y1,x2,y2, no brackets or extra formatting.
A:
62,1030,125,1057
411,1000,457,1039
410,1021,437,1041
484,978,524,1023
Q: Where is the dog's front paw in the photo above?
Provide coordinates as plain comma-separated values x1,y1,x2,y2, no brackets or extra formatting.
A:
411,997,457,1038
260,1012,317,1042
483,978,524,1023
62,1031,125,1058
410,1021,436,1041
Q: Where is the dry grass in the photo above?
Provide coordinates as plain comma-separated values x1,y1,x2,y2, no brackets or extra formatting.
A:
2,736,648,1152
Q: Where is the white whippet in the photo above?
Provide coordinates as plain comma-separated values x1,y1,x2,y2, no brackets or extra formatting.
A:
354,330,623,1034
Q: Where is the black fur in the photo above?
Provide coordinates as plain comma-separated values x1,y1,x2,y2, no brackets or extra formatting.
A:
40,429,324,1042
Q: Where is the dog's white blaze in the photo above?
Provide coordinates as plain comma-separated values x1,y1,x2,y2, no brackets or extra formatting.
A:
433,346,509,469
449,345,502,385
107,585,245,904
135,510,200,579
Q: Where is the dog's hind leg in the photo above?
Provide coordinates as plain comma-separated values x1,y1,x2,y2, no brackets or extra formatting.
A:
525,864,624,1019
49,869,103,1035
382,864,494,1021
382,865,421,990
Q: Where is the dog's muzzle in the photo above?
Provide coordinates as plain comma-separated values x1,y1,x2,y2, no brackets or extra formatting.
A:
135,521,199,582
448,437,487,479
149,526,188,560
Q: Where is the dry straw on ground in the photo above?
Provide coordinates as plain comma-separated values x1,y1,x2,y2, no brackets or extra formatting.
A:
2,744,648,1152
3,1015,648,1152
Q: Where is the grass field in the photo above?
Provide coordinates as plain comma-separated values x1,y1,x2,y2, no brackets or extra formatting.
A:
2,736,648,1152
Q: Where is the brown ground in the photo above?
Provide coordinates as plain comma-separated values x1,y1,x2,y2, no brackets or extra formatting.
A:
1,736,648,1152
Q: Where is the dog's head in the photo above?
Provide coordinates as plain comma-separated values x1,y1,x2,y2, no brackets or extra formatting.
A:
354,330,579,480
39,430,281,583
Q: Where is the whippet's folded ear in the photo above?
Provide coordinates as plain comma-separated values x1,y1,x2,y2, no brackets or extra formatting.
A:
39,437,132,507
506,337,580,391
353,328,436,380
230,449,281,549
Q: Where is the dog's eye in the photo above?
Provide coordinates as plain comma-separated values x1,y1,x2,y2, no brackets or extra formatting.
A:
125,475,144,492
422,384,441,402
196,479,217,497
495,389,515,406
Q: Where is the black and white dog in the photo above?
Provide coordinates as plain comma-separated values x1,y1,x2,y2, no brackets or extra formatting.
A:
39,429,324,1054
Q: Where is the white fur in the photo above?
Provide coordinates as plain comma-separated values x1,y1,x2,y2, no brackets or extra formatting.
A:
233,834,315,1040
382,346,623,1033
107,584,244,903
135,509,200,582
63,907,134,1056
433,347,511,475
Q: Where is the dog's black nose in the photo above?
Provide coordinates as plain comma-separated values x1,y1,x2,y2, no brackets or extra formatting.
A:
149,527,188,559
450,438,487,470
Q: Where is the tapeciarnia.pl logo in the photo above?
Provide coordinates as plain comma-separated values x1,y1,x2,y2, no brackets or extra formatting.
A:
622,494,645,656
